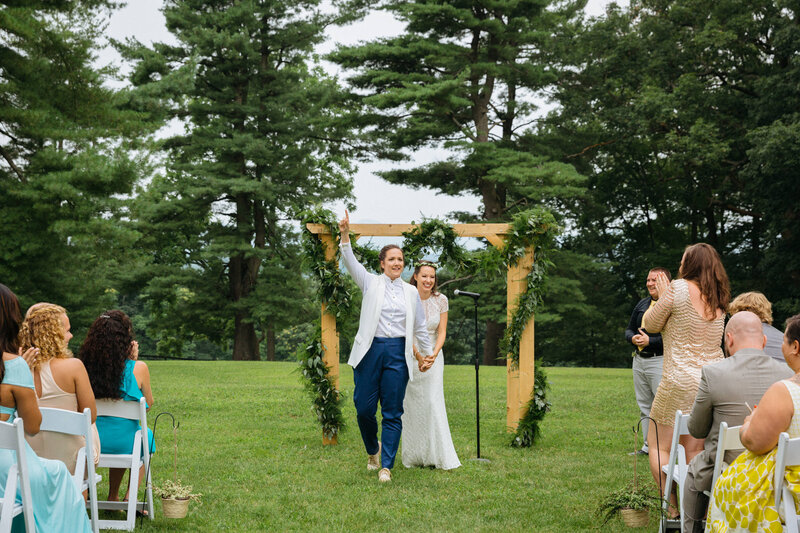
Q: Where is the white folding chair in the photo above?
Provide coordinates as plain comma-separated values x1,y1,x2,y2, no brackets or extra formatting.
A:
703,422,743,498
0,419,34,533
661,410,690,533
774,432,800,533
38,407,100,533
94,398,153,531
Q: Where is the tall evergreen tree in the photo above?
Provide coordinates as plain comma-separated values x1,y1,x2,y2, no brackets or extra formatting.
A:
330,0,585,363
0,0,148,343
536,0,800,365
121,0,354,360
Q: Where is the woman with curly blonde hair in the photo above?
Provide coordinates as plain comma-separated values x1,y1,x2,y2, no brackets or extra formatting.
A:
729,291,785,362
19,304,99,474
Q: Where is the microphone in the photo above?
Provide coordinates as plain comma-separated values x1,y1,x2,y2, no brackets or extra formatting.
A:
454,289,480,299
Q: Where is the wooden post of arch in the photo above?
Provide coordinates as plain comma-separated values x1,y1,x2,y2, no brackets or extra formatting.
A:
319,232,340,445
307,222,535,445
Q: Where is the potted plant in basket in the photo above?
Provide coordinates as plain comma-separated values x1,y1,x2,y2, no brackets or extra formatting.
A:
153,422,201,519
154,478,201,518
598,482,660,528
597,428,660,528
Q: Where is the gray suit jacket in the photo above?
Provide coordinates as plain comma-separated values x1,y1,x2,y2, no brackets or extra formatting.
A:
686,348,792,491
763,323,786,363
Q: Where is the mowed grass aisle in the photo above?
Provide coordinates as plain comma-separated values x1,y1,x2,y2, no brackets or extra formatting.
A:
132,361,657,532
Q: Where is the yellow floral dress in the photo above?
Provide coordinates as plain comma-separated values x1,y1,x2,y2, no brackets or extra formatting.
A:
706,379,800,532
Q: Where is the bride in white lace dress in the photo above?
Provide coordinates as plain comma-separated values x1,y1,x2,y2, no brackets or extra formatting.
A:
402,261,461,470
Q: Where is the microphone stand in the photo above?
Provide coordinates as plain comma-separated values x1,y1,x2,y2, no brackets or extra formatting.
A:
469,295,489,463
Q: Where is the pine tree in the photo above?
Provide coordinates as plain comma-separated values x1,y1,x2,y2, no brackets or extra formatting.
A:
329,0,585,363
0,1,149,342
122,0,355,360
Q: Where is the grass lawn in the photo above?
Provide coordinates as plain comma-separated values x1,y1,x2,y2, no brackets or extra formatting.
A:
124,361,659,532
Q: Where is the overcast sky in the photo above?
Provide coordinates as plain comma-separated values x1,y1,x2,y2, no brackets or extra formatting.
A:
102,0,621,226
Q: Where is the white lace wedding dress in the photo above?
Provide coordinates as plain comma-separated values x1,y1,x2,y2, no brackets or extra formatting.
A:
401,293,461,470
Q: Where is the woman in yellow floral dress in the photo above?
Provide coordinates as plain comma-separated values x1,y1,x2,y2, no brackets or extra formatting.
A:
706,314,800,532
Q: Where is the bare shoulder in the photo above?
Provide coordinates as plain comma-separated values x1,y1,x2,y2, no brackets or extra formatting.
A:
54,357,86,370
133,360,150,373
766,379,794,401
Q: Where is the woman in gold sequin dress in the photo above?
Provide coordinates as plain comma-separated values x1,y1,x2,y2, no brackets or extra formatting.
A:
642,243,730,509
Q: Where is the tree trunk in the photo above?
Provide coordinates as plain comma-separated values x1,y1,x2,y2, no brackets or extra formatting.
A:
705,205,718,246
266,323,276,361
233,310,259,361
483,320,505,366
752,215,761,273
229,190,263,360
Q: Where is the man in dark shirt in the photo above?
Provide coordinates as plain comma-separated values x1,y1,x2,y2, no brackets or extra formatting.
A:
625,267,671,454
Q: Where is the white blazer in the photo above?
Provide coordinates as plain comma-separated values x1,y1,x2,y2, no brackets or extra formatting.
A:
348,274,426,380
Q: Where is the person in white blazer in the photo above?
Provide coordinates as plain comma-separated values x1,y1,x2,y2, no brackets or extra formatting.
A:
339,211,433,483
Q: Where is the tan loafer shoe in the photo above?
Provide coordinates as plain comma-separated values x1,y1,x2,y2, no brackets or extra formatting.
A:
378,468,392,483
367,442,381,471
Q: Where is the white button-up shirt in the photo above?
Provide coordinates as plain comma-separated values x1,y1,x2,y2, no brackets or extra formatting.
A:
341,242,432,352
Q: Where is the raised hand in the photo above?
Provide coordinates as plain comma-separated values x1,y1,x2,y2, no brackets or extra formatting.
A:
655,272,670,298
19,346,40,369
338,210,350,243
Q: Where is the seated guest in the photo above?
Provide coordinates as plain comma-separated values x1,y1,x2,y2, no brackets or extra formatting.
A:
0,284,92,532
18,303,100,473
683,311,791,532
706,313,800,531
729,291,785,362
79,310,154,505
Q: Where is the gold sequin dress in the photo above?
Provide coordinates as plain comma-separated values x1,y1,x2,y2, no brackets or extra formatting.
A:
643,278,724,426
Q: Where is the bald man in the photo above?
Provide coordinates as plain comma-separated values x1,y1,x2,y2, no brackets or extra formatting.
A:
682,311,792,532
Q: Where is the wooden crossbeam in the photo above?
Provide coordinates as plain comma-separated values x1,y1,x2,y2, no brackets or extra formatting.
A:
306,223,510,239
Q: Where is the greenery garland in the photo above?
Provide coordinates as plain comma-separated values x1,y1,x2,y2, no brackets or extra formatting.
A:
401,219,475,273
298,208,348,439
298,206,559,447
297,326,345,440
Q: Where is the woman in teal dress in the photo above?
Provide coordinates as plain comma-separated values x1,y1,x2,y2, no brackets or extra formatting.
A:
79,310,154,505
0,283,91,532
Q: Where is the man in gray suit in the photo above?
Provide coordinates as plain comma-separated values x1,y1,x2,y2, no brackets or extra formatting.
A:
682,311,792,532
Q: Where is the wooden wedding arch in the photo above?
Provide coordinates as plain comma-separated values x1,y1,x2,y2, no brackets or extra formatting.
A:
306,222,536,443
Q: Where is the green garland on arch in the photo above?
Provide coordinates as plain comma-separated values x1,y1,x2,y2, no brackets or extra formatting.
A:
297,208,348,440
296,326,345,440
401,219,475,274
298,207,559,447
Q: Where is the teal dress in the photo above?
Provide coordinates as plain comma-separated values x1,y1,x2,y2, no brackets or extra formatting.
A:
0,356,91,533
96,359,155,455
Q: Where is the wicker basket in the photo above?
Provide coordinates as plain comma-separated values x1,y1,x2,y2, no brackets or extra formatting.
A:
162,497,190,519
620,508,649,528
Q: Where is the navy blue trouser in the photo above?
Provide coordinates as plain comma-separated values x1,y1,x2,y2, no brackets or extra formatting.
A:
353,337,408,469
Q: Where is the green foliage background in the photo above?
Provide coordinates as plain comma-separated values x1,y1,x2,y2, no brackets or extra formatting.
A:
2,0,800,372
